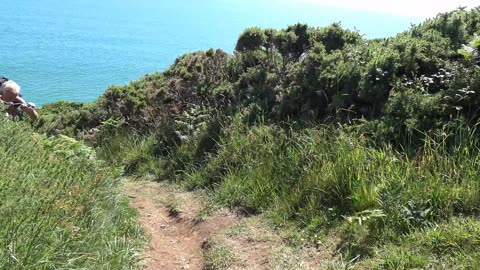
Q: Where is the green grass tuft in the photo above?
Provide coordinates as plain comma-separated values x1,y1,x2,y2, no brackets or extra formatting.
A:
0,118,143,269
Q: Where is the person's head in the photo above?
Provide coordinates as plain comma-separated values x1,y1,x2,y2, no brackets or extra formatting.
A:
0,80,21,102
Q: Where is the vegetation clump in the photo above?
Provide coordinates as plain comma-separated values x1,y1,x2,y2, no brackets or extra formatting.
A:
0,118,142,269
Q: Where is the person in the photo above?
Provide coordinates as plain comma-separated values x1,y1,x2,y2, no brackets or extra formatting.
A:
0,77,38,121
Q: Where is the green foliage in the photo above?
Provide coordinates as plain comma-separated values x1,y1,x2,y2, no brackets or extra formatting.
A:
471,37,480,65
35,8,480,138
33,133,97,161
0,118,142,269
310,22,362,52
281,43,361,119
378,218,480,269
145,109,480,267
28,8,480,268
390,30,452,75
235,27,267,52
274,30,298,60
416,10,470,49
285,23,311,60
35,101,107,137
359,47,400,108
473,37,480,49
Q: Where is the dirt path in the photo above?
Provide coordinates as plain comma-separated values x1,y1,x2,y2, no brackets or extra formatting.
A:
124,180,330,270
124,180,239,270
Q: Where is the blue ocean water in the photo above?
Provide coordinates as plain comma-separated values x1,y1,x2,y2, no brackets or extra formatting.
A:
0,0,422,106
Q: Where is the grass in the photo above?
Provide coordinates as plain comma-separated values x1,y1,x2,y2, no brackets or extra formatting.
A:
172,112,480,268
206,214,329,269
203,239,236,270
0,118,143,269
93,110,480,268
374,217,480,269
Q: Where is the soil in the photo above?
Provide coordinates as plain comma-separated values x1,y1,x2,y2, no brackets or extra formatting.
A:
125,180,239,270
124,180,329,270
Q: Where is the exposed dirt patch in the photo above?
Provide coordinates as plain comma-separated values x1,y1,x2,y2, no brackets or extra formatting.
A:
124,180,331,270
208,216,334,270
124,180,239,270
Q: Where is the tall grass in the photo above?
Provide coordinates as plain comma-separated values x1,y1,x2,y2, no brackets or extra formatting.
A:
96,110,480,267
176,113,480,266
96,129,165,178
0,118,142,269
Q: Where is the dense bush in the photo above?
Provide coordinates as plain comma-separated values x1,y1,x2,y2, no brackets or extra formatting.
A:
35,8,480,142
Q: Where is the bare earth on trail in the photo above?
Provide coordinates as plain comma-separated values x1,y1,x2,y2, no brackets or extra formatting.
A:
124,180,333,270
124,180,239,270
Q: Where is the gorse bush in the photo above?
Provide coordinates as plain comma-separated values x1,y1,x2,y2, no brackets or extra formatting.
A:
36,9,480,147
34,101,108,138
0,118,142,269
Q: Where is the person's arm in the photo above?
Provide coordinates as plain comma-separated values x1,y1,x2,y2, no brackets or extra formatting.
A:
15,95,28,105
15,96,38,121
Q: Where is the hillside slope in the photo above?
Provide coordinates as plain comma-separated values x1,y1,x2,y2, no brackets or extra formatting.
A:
31,7,480,269
0,118,142,269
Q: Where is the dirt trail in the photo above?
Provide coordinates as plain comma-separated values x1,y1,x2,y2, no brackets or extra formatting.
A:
125,180,239,270
125,180,329,270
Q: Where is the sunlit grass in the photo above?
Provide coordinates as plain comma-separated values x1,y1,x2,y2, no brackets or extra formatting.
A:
94,111,480,268
172,113,480,267
0,118,143,269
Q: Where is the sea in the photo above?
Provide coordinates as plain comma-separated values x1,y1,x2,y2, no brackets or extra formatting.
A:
0,0,422,107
